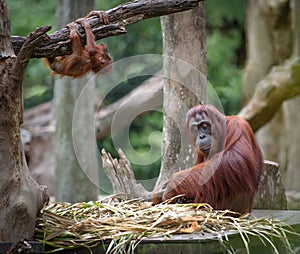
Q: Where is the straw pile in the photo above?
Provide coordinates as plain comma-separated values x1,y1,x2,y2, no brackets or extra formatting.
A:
35,195,298,254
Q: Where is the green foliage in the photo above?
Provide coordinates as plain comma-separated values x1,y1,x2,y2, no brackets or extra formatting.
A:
23,59,54,109
101,18,162,60
207,30,242,114
205,0,245,28
128,111,162,188
205,0,245,114
97,0,162,59
8,1,56,36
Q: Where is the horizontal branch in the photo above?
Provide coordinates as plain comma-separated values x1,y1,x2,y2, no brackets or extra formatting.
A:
239,58,300,132
11,0,203,58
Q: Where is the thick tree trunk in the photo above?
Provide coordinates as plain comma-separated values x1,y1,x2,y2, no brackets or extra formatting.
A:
242,0,291,165
54,0,99,203
243,0,300,202
283,98,300,191
242,0,291,105
0,1,49,241
156,3,206,188
282,0,300,192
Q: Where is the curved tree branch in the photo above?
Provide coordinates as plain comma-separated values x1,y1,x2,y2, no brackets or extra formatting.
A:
11,0,204,58
12,26,51,82
238,58,300,132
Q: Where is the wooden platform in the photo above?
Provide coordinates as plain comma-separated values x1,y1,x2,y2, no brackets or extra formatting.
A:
137,210,300,254
57,210,300,254
1,210,299,254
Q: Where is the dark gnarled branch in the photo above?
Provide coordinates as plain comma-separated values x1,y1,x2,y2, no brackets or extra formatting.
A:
11,0,204,58
12,26,51,80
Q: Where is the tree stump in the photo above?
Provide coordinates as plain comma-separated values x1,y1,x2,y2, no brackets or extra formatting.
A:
254,160,287,210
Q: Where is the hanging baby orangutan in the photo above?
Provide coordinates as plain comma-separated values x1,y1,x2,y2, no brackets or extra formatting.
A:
153,104,264,215
45,11,112,78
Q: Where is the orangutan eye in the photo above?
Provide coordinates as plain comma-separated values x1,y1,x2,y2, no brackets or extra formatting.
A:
200,122,211,134
201,123,208,129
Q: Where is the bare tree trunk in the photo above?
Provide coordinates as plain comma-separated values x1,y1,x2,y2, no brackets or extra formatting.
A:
156,3,206,187
243,0,300,199
0,0,48,241
243,0,291,165
54,0,99,202
242,0,291,104
282,0,300,192
283,98,300,191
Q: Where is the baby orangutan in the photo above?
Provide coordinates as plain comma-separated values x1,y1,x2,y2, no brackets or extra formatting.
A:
46,11,112,78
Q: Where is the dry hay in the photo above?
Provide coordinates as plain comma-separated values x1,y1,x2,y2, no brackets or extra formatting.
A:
35,195,299,254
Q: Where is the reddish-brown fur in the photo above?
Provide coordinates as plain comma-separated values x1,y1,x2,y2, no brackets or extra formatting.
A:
46,11,112,78
153,104,264,214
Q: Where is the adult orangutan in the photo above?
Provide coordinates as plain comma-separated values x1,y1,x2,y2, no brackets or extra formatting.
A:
152,104,264,214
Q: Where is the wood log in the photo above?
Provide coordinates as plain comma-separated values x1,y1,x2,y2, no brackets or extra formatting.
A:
254,160,287,210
